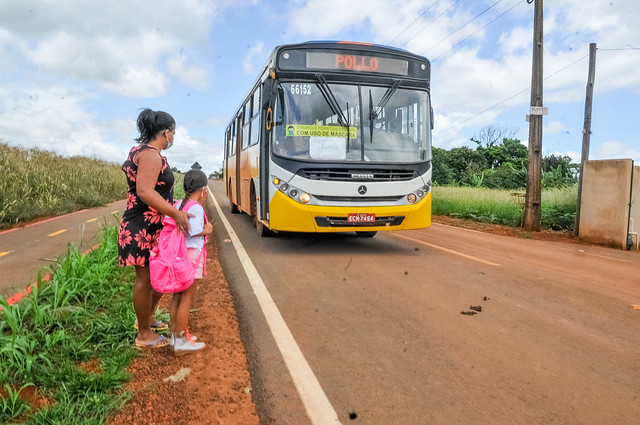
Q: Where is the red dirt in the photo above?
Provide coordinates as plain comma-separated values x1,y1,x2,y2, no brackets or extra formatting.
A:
106,216,583,424
107,242,259,425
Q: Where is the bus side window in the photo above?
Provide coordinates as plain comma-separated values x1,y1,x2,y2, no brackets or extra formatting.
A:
242,100,251,150
250,90,260,146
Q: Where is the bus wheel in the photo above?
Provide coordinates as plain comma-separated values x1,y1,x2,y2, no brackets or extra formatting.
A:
229,184,239,214
251,189,272,237
230,199,240,214
355,231,377,238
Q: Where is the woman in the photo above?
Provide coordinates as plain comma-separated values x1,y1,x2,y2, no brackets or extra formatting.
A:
118,108,192,348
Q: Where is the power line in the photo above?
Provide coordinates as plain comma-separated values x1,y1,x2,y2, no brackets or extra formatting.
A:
432,0,526,62
399,0,460,49
599,47,640,51
387,1,441,45
421,0,505,56
438,53,590,133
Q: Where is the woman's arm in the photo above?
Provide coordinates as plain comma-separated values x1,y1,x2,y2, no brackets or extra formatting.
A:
135,148,192,231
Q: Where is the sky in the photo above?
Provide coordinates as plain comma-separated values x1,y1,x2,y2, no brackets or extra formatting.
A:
1,0,639,177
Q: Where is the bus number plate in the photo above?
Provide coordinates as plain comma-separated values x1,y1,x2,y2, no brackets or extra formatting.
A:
348,213,375,223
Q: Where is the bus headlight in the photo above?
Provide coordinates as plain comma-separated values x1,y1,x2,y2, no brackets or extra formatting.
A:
407,193,417,203
279,183,289,192
416,189,425,198
299,193,311,204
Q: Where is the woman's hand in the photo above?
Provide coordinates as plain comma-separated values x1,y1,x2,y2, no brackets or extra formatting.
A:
173,209,194,234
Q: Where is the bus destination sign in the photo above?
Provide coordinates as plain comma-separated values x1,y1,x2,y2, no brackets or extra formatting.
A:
306,52,408,76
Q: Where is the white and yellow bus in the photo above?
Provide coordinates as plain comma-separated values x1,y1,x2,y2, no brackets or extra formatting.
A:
223,41,433,237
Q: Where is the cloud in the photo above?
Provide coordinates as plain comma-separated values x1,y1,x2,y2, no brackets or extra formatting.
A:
243,42,265,74
594,140,640,162
163,126,225,175
0,1,216,97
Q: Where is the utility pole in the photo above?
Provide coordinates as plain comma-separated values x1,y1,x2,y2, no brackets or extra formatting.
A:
523,0,543,231
574,42,597,236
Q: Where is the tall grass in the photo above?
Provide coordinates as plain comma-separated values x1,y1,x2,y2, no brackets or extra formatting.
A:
0,142,127,229
0,224,144,424
432,185,578,231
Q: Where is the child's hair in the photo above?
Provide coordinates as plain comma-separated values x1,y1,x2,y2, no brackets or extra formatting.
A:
179,169,208,210
135,108,175,144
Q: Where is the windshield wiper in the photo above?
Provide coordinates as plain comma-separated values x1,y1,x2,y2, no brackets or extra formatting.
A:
315,74,349,128
315,73,351,151
369,80,401,143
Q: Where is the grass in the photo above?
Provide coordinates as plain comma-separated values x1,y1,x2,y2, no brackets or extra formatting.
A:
432,185,578,231
0,224,149,424
0,142,127,230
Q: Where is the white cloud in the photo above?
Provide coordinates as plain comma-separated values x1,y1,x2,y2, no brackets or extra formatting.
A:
167,55,210,90
243,42,265,74
594,140,640,162
0,1,216,97
163,127,225,175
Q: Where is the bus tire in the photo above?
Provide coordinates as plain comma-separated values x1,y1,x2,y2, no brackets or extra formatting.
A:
229,183,240,214
355,231,377,238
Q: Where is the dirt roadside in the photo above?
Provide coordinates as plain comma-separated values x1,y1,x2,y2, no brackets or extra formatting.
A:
106,216,588,425
107,241,260,425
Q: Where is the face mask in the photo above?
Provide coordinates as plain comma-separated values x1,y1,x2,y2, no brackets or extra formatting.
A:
166,140,173,150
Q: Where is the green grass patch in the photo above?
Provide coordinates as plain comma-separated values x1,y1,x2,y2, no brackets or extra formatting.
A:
0,142,127,229
0,225,143,424
432,185,577,231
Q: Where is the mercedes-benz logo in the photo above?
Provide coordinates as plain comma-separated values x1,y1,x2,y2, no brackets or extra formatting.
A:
358,185,367,195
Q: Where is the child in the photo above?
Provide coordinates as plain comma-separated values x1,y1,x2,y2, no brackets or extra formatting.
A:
170,169,213,356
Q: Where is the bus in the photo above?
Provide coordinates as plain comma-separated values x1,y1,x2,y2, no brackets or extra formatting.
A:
223,41,433,237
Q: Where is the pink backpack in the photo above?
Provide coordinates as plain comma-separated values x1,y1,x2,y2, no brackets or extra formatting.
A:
149,200,204,293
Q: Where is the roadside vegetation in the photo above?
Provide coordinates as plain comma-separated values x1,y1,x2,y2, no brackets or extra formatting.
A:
0,225,147,424
0,142,126,230
432,125,579,231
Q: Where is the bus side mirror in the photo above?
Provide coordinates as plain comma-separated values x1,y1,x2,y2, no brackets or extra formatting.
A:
263,80,276,108
430,107,434,130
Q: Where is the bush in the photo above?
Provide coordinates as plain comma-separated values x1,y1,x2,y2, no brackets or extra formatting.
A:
0,142,127,229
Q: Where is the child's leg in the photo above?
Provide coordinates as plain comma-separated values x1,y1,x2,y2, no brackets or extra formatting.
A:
173,282,198,334
169,292,182,333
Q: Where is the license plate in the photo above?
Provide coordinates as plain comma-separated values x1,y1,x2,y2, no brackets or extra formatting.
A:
347,213,375,223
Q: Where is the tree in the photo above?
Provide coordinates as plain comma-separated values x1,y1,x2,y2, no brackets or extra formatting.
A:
431,147,456,185
470,125,519,148
541,155,579,188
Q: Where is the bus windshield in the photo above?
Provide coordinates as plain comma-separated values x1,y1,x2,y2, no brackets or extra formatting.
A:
272,81,431,163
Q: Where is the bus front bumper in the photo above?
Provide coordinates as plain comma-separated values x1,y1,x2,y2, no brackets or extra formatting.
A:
268,191,431,233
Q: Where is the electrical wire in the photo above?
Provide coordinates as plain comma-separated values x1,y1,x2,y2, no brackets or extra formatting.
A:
432,0,527,62
387,1,441,45
421,0,505,56
438,53,590,133
399,0,460,49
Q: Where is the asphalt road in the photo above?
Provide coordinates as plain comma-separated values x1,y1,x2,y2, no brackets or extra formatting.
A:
207,180,640,425
0,200,126,298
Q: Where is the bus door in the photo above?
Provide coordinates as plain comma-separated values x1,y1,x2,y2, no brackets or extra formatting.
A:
234,113,243,207
260,80,276,224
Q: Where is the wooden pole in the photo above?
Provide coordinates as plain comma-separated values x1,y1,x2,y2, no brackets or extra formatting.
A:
574,42,597,236
524,0,543,231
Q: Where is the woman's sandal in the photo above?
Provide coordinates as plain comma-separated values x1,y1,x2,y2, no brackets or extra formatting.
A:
134,335,169,349
133,319,169,331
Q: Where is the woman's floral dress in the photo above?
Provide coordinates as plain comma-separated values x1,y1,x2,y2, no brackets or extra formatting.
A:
118,144,174,267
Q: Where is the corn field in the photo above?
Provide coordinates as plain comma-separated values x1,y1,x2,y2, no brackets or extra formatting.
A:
0,141,127,229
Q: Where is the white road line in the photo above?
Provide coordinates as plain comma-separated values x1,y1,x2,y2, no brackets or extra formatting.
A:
207,187,342,425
